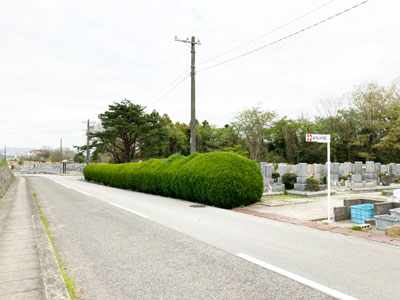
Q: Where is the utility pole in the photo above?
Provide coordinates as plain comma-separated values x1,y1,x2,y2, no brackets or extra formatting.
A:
82,120,95,165
175,35,201,154
86,119,90,165
60,138,63,174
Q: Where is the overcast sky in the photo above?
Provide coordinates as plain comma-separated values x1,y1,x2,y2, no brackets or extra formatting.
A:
1,0,399,150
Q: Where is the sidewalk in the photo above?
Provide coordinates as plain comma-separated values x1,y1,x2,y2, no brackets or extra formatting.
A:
0,177,69,300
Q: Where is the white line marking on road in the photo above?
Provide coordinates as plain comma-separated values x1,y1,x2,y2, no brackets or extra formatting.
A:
76,190,92,196
236,253,358,300
110,203,149,219
61,184,71,189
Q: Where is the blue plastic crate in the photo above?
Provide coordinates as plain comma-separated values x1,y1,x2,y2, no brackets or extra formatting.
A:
350,204,374,224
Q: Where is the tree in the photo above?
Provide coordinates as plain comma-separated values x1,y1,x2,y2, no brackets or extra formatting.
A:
73,153,85,163
89,100,168,163
232,106,276,162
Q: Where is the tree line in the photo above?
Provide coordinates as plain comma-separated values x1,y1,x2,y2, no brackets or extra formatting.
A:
78,80,400,164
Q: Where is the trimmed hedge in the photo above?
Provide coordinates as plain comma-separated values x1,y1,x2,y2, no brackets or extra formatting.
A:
83,152,263,208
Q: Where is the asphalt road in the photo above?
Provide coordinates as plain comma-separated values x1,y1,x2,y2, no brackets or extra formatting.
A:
27,175,400,299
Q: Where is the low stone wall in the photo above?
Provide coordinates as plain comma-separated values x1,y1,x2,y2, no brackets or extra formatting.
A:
0,163,14,199
334,199,382,222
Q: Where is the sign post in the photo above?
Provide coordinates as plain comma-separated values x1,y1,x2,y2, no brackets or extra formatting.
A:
306,134,331,221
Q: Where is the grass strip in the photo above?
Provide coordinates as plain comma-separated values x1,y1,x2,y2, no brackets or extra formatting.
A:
32,191,78,300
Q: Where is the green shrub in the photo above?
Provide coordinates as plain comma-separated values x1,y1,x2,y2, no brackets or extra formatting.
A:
0,160,6,167
282,173,297,190
272,172,280,182
339,175,348,181
83,152,263,208
306,177,320,191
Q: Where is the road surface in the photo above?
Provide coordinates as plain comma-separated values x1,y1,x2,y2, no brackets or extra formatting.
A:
26,174,400,299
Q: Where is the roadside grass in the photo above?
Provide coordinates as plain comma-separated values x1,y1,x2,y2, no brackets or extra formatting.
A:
388,232,400,238
32,191,78,300
350,226,365,231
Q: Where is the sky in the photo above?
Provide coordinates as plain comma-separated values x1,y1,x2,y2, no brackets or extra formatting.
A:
1,0,399,150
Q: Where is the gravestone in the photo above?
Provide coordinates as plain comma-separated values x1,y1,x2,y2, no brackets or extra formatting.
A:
389,163,395,175
394,164,400,177
277,163,288,183
294,163,308,191
260,162,268,177
329,162,340,181
307,164,313,177
354,161,363,175
342,162,353,176
263,163,284,193
375,162,382,174
313,164,322,181
351,174,362,183
364,161,377,182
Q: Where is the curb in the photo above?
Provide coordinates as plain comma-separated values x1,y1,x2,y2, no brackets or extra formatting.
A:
232,208,400,247
28,179,71,300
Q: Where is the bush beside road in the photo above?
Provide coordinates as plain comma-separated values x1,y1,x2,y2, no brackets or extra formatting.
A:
84,152,263,208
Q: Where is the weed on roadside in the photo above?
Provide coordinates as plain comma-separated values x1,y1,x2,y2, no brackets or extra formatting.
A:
32,191,79,299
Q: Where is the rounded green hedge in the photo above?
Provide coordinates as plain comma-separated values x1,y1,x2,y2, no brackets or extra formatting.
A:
83,152,263,208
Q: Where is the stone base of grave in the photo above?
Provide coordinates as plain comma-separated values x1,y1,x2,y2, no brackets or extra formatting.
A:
294,183,307,191
364,173,378,182
287,189,336,197
264,184,284,193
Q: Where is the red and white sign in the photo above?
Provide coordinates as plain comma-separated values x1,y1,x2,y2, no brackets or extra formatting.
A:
306,134,330,143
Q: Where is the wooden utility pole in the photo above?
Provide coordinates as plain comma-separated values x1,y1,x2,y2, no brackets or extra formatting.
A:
175,36,201,153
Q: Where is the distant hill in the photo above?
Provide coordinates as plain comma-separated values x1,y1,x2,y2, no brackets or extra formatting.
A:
0,147,35,156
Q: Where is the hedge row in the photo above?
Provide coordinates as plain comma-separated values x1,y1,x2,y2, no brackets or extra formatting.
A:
83,152,263,208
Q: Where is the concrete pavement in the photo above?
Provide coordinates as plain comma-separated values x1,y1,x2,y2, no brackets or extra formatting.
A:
28,175,336,300
0,177,69,300
35,173,400,300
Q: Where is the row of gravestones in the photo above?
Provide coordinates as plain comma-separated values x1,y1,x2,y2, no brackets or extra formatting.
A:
260,161,400,193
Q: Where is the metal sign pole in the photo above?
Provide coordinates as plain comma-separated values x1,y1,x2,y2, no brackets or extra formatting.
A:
327,140,331,222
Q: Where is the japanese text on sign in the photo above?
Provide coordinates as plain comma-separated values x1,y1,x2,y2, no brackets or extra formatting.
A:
306,134,330,143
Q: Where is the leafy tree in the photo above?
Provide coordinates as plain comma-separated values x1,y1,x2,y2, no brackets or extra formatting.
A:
232,105,276,162
90,99,167,163
73,153,85,163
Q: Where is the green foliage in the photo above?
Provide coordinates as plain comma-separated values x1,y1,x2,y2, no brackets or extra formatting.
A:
282,173,297,190
271,172,280,182
306,177,320,191
339,175,349,181
0,160,7,167
73,153,85,163
83,152,263,208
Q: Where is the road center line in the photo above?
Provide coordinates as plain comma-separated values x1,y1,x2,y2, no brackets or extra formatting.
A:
236,253,358,300
109,203,149,219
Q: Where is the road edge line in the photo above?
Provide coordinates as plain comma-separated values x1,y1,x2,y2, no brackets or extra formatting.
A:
236,253,358,300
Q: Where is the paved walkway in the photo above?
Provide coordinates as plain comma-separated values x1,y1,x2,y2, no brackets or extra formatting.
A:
0,177,69,300
0,177,46,299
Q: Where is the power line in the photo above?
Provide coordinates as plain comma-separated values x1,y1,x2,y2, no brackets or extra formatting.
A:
198,0,336,66
148,74,189,108
198,0,370,73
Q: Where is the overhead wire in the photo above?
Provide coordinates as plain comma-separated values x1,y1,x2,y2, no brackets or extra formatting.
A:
198,0,371,73
198,0,336,66
147,70,190,108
